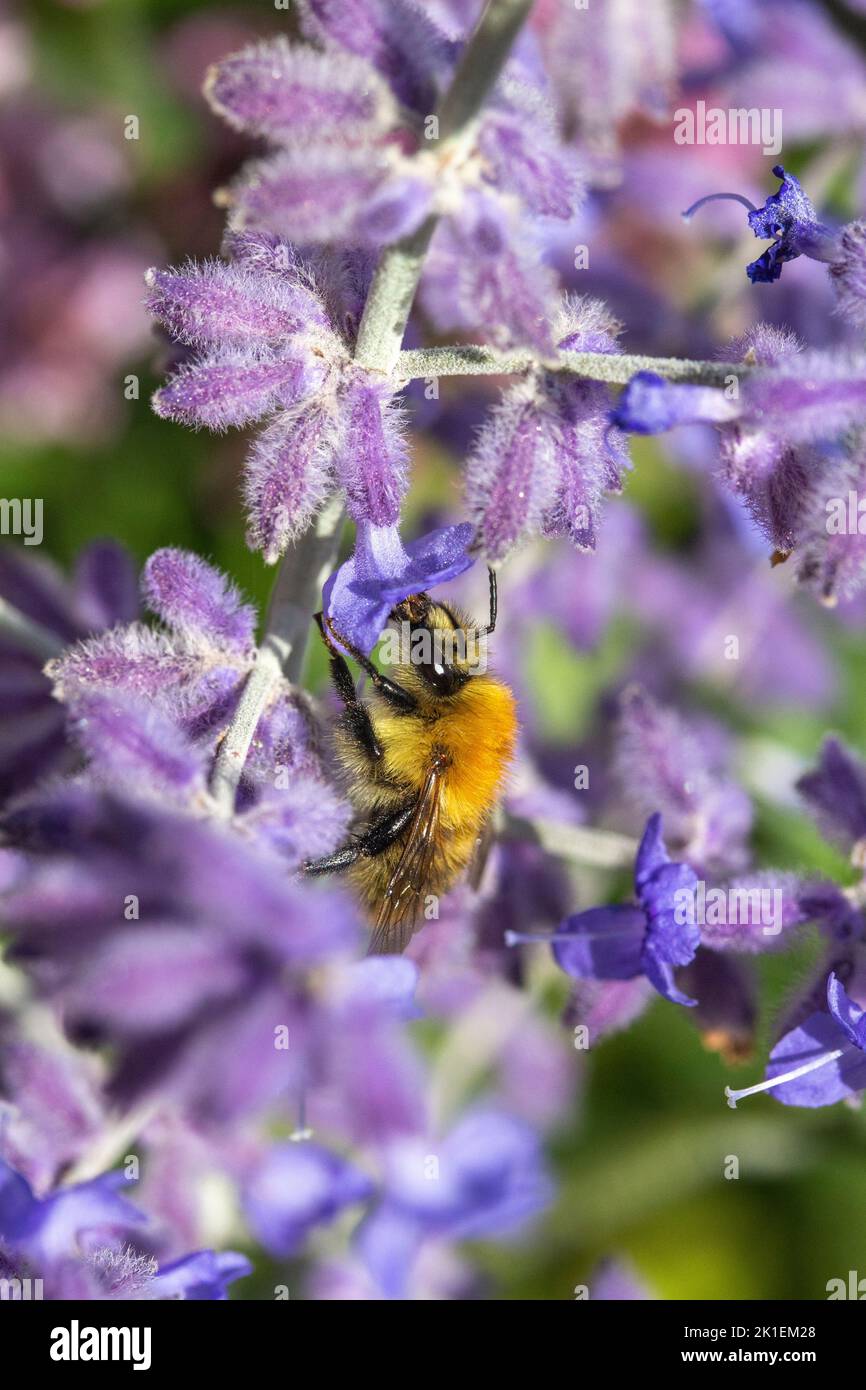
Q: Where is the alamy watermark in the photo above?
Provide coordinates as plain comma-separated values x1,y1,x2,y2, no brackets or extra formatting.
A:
674,102,783,157
674,881,784,937
826,491,866,534
827,1270,866,1299
378,620,488,674
0,1276,43,1299
0,498,42,545
50,1321,151,1370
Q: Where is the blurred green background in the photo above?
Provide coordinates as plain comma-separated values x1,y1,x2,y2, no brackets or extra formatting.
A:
6,0,866,1301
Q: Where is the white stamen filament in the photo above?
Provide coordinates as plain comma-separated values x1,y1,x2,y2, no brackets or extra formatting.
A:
682,191,759,221
504,926,638,948
725,1048,844,1109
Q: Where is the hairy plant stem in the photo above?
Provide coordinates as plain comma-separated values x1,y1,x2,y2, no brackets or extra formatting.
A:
397,345,748,387
209,0,535,814
209,494,345,814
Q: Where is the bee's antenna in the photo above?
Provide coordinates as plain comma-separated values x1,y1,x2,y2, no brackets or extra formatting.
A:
485,566,497,635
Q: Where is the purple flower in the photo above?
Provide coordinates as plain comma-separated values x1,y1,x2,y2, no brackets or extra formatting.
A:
37,547,350,872
465,377,562,560
828,220,866,328
794,444,866,604
298,0,457,116
536,0,676,179
356,1109,551,1299
322,520,475,657
736,353,866,452
479,81,584,222
695,871,807,953
613,686,752,875
420,190,560,353
0,1158,250,1300
705,0,866,148
717,325,816,556
49,551,251,726
63,678,347,870
678,948,758,1064
47,546,350,846
610,371,738,434
0,1025,105,1192
204,37,399,144
143,548,256,652
508,815,701,1007
466,297,629,560
683,165,838,284
204,29,435,246
613,341,866,586
67,692,205,804
227,147,433,250
243,402,339,563
202,27,578,349
319,978,427,1146
0,542,138,805
726,973,866,1109
151,1250,252,1301
338,375,408,527
1,785,357,1122
147,237,412,547
144,255,330,351
796,735,866,856
243,1143,373,1257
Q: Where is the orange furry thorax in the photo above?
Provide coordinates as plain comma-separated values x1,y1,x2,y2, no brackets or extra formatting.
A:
370,671,517,832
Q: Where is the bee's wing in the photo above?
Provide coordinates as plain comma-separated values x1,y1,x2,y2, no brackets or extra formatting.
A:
467,816,496,891
368,755,445,955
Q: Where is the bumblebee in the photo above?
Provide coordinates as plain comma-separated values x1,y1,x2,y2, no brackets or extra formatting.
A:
305,571,517,954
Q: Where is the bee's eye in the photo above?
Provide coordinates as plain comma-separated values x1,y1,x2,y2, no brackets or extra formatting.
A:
420,657,463,695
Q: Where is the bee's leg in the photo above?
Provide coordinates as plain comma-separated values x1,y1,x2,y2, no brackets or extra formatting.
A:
314,613,383,762
303,842,362,875
358,799,415,855
303,799,415,875
321,613,417,713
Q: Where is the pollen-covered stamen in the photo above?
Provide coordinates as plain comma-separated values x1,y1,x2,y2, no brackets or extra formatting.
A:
682,192,759,221
724,1047,845,1109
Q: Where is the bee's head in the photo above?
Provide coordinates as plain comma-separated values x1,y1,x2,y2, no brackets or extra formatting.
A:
387,569,497,696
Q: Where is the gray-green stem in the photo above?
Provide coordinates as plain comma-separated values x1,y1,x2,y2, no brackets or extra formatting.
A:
500,811,638,869
209,493,344,815
397,346,747,387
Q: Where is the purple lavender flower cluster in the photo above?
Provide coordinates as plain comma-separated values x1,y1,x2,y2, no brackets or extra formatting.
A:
3,0,866,1303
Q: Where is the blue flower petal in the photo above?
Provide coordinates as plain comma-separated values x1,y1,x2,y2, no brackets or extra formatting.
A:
323,521,475,656
553,904,646,980
634,811,669,891
641,943,697,1007
153,1249,252,1300
746,166,817,247
826,972,866,1050
765,1010,866,1107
